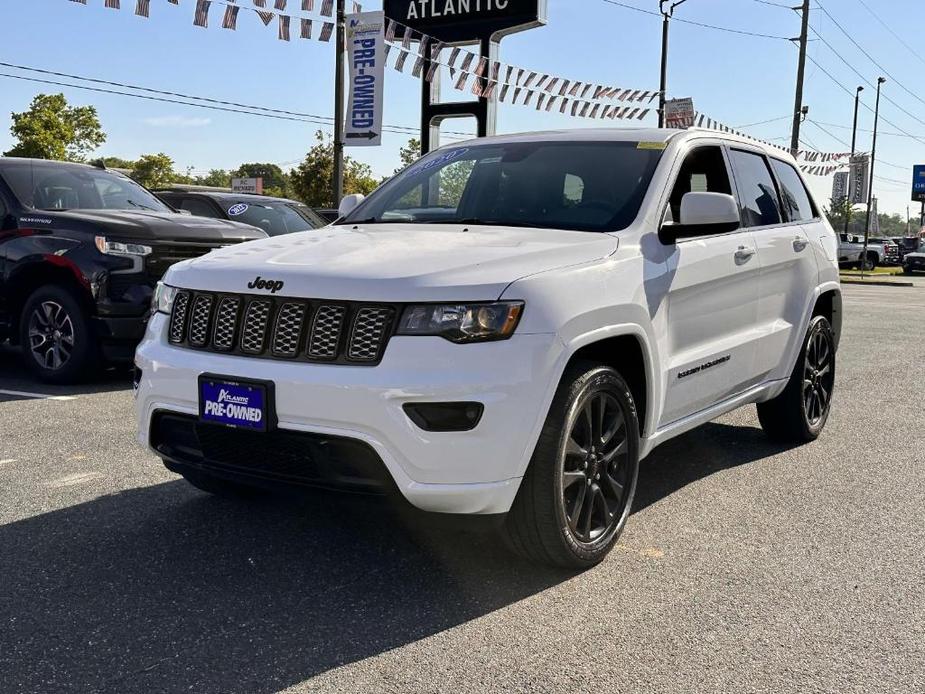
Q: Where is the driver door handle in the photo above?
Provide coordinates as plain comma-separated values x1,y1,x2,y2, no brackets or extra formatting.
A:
734,246,756,262
793,236,809,252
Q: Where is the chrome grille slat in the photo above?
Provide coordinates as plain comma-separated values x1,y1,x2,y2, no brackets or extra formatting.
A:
348,307,394,362
240,299,272,354
168,291,191,344
187,295,215,347
309,306,347,360
167,292,393,365
272,303,308,357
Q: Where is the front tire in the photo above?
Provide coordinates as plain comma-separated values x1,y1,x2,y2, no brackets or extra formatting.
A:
19,285,98,384
504,362,640,569
757,315,836,443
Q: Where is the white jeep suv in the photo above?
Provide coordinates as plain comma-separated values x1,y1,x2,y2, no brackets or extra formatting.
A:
136,128,842,568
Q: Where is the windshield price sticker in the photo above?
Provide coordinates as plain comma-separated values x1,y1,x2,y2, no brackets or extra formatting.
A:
345,11,386,147
405,148,470,177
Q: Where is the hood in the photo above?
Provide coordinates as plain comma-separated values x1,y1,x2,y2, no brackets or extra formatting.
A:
905,250,925,259
42,209,267,243
164,223,618,302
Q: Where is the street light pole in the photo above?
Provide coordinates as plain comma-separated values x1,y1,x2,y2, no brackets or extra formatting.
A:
862,77,886,278
658,0,687,128
844,85,863,237
332,0,346,207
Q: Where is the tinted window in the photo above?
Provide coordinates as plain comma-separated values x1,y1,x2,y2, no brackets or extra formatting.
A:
666,146,732,223
0,161,171,212
770,159,815,222
729,150,782,227
226,201,321,236
340,141,665,233
179,198,221,218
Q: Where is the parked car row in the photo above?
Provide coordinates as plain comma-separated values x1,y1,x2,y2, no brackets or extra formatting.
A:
837,233,900,270
0,158,327,382
901,238,925,275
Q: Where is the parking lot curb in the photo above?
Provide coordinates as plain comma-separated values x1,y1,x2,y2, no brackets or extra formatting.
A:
839,278,915,287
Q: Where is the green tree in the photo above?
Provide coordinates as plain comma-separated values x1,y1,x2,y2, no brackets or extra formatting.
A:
196,169,232,188
395,138,421,173
290,131,378,208
91,156,136,171
5,93,106,161
233,162,290,198
130,153,177,189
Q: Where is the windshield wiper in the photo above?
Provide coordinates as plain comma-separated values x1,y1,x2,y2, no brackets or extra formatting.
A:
126,199,156,211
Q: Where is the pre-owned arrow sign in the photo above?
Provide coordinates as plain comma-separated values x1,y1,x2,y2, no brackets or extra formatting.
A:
345,11,386,148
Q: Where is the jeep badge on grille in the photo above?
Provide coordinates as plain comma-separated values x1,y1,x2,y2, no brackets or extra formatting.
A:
248,276,285,294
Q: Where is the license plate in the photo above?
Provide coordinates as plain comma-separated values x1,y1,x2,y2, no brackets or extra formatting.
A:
198,374,276,432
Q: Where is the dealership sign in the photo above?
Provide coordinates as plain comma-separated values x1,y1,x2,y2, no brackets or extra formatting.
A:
231,177,263,194
345,11,386,147
664,97,695,129
912,165,925,202
384,0,546,42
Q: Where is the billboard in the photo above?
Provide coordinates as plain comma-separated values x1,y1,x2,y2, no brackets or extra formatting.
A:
912,165,925,202
849,154,869,205
384,0,546,42
345,11,386,147
831,171,849,201
664,98,695,129
231,177,263,194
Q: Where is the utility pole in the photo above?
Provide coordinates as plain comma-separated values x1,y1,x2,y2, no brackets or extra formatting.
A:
862,77,887,278
844,86,863,236
332,0,346,207
658,0,688,128
790,0,811,156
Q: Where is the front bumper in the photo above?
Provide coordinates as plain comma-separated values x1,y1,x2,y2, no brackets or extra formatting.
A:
135,313,562,514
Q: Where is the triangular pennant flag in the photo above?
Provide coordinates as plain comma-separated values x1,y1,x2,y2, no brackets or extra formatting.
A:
394,50,410,72
193,0,210,27
384,19,396,42
320,0,334,16
256,10,274,25
222,4,239,28
448,47,460,68
536,93,546,110
459,52,474,72
499,84,510,102
412,56,425,78
319,21,334,40
425,61,439,82
454,71,469,91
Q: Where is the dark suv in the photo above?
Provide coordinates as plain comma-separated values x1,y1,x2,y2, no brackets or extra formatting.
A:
0,158,266,383
154,189,328,236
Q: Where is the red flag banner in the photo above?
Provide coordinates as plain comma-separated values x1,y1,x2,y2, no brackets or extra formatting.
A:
193,0,210,27
222,4,239,28
278,14,290,40
299,17,312,38
318,21,333,41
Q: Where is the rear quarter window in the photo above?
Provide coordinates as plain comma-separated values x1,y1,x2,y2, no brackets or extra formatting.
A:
769,159,817,222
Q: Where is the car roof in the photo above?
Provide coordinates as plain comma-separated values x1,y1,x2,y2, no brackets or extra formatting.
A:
434,127,799,163
0,157,98,169
158,190,303,205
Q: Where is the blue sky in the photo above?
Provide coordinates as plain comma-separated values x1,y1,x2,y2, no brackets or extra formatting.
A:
1,0,924,216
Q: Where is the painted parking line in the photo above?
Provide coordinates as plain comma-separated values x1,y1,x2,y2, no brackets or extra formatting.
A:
0,389,76,401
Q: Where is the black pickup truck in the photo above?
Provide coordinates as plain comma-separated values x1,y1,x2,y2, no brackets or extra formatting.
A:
0,158,266,383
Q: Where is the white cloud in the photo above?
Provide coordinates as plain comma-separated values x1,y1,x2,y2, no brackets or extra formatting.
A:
142,115,212,128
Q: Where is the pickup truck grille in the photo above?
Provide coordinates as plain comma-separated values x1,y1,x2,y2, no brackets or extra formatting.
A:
167,291,397,365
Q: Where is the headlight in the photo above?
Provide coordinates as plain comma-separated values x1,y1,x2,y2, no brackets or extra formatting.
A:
95,236,152,257
152,282,179,315
397,302,524,343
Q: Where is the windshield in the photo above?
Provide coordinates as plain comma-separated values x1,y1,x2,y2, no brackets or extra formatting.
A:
338,140,664,233
225,200,325,236
0,160,172,213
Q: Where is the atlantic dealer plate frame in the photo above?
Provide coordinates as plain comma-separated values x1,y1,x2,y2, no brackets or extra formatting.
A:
198,373,278,433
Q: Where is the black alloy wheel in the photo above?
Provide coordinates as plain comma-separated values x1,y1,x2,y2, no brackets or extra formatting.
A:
802,325,835,428
560,391,632,545
27,300,75,371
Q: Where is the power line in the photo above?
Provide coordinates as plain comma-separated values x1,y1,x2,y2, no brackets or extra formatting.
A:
735,115,792,129
600,0,791,39
805,119,906,170
854,0,925,69
0,60,472,138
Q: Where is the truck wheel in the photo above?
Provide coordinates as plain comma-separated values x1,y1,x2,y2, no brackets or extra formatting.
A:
862,253,878,271
180,469,261,498
757,315,836,444
19,285,98,384
504,361,640,569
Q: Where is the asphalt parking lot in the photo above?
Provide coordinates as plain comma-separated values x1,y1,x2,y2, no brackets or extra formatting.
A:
1,283,923,694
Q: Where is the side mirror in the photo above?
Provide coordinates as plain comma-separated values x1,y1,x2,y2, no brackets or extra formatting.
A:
660,192,741,244
338,193,365,219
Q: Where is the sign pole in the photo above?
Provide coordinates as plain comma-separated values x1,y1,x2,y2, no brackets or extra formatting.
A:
333,0,346,207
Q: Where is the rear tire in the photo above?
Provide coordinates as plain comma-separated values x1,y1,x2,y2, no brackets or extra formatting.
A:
19,285,98,384
757,315,835,444
504,361,640,569
861,253,878,271
180,469,261,499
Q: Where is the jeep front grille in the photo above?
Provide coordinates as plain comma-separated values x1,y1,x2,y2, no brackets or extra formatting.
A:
167,291,397,365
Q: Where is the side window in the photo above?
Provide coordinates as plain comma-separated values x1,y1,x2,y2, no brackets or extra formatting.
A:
667,146,732,223
180,198,221,218
770,159,816,222
729,150,782,227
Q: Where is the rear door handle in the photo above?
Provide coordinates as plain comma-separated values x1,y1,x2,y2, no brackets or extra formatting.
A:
793,237,809,252
734,246,756,262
